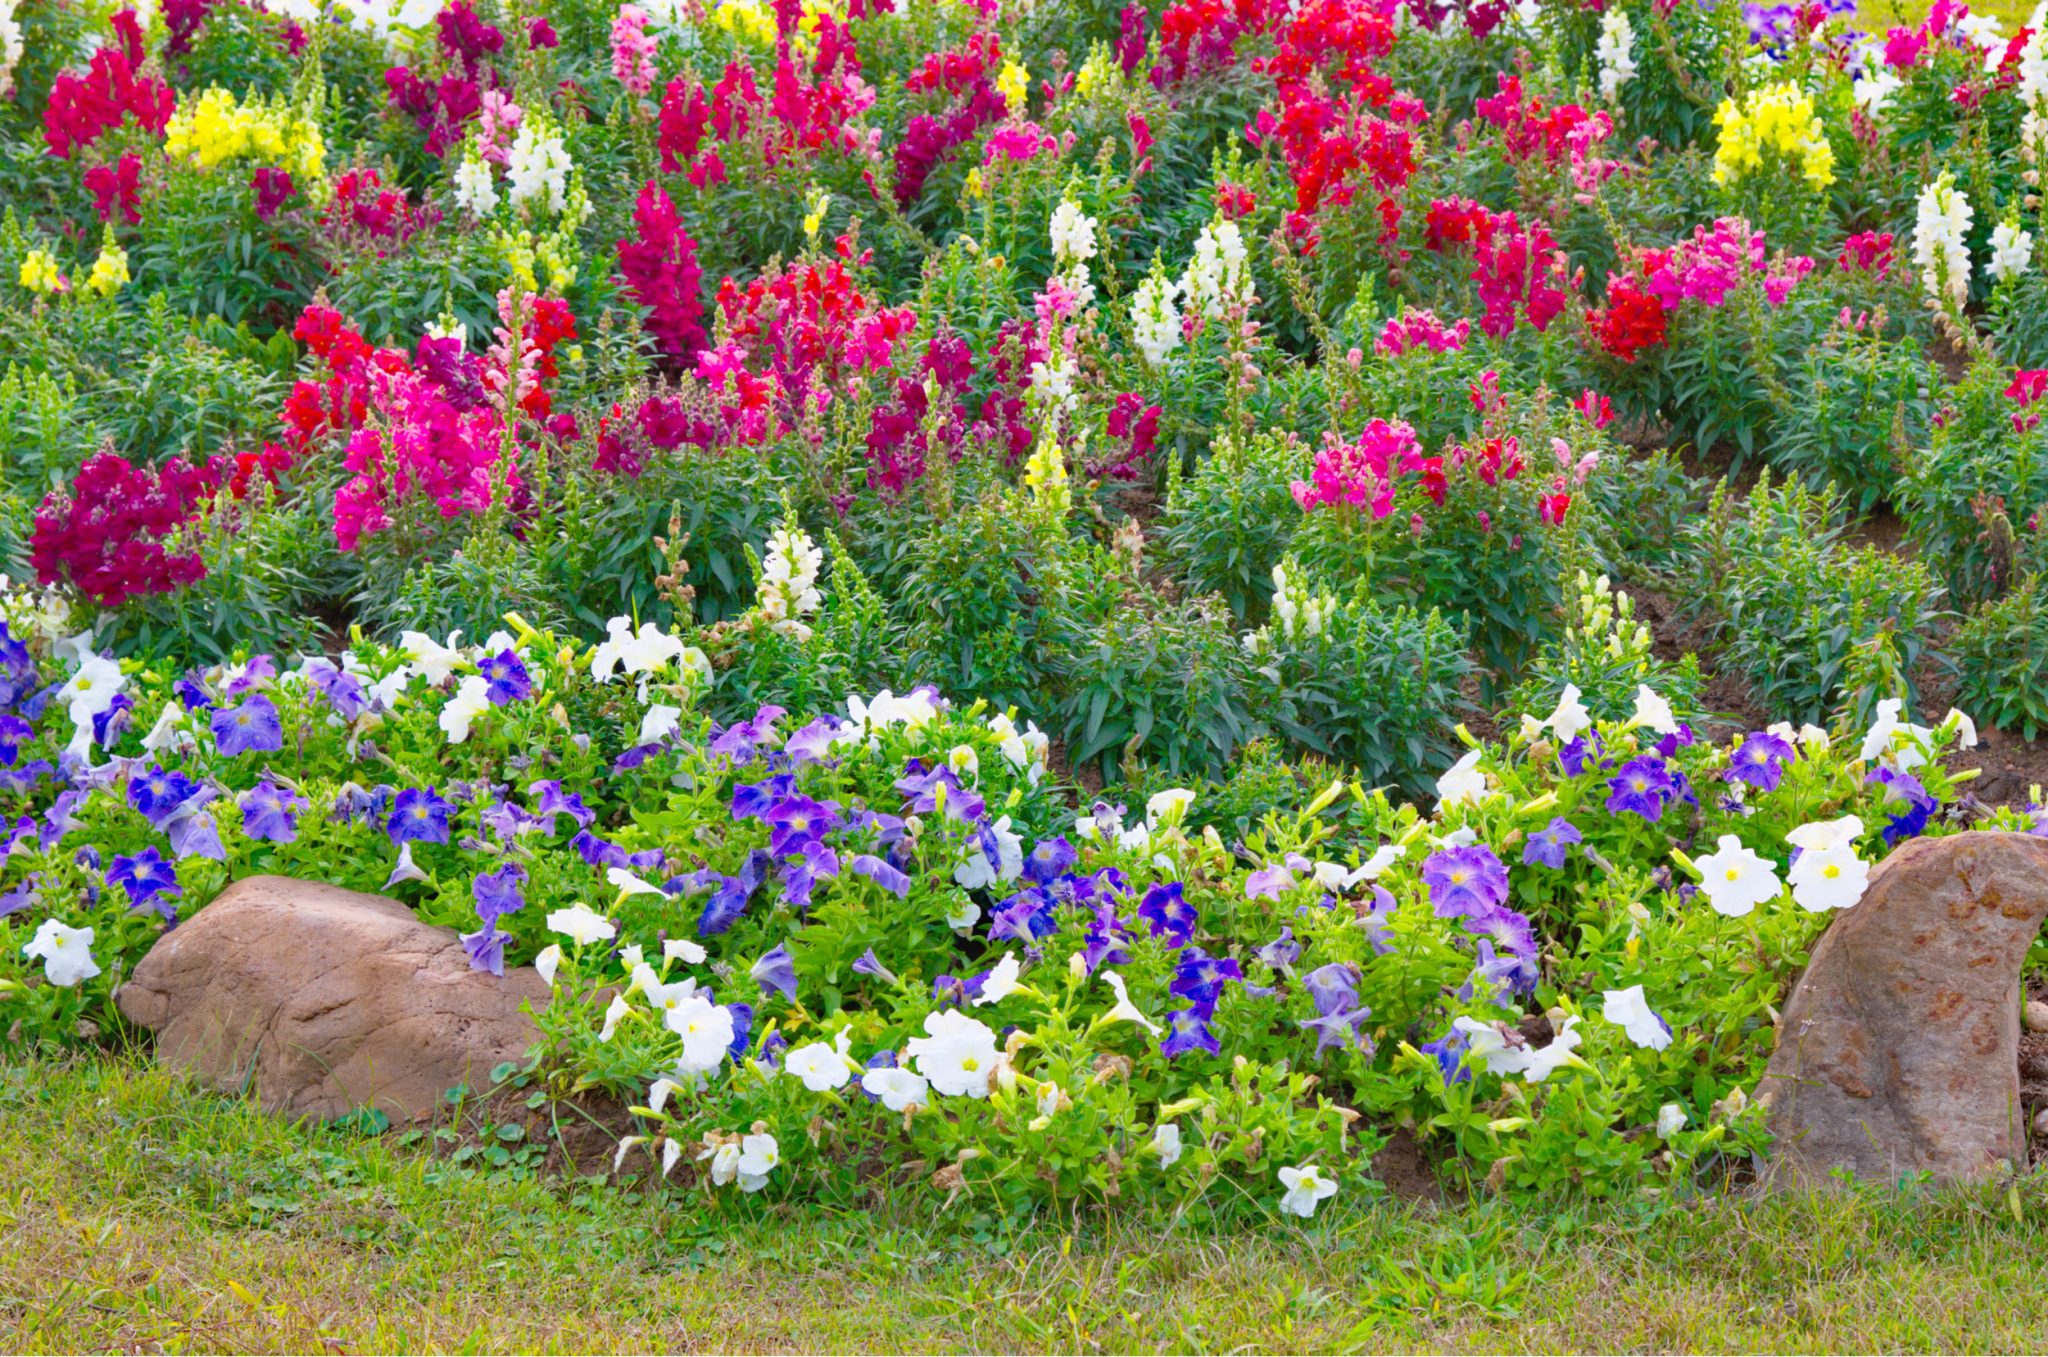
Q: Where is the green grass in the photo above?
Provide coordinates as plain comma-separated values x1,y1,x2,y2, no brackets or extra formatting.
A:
1,1058,2047,1353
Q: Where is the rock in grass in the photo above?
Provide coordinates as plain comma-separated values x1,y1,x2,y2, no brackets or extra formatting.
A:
1760,832,2048,1186
117,876,547,1125
2026,1000,2048,1033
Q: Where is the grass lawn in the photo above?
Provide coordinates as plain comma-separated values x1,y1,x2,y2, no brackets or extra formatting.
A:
0,1058,2044,1354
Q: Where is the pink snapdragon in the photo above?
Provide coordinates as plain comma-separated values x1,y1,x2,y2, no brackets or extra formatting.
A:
1290,419,1436,515
611,5,658,97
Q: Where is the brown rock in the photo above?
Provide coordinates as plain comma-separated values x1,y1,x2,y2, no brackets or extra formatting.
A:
118,875,549,1124
2027,1000,2048,1033
1761,832,2048,1186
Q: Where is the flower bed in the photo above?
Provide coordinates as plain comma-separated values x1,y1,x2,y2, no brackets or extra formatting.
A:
0,594,2031,1211
4,0,2048,1212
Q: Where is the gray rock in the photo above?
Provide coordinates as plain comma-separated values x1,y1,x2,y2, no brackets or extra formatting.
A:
2026,1000,2048,1033
118,875,548,1124
1760,831,2048,1186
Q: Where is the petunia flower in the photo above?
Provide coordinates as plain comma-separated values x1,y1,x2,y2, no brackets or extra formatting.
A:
1602,984,1673,1050
1787,842,1869,911
547,903,617,946
388,787,454,845
210,692,285,756
903,1009,1001,1097
22,918,100,987
1521,818,1581,869
1137,881,1198,946
972,953,1025,1006
784,1041,854,1092
1152,1122,1183,1168
750,942,797,1002
1099,970,1160,1034
238,781,308,844
1421,844,1508,918
862,1065,930,1111
1692,834,1781,916
1277,1163,1338,1218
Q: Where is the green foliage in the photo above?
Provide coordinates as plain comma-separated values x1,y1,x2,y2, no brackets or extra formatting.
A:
1680,474,1944,726
1157,431,1303,620
1770,327,1933,513
1947,574,2048,740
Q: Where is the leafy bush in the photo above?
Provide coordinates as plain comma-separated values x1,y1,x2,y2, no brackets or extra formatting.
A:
1680,475,1944,725
1947,575,2048,741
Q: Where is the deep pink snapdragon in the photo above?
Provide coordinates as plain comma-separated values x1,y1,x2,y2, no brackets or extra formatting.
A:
1290,419,1434,515
616,179,709,369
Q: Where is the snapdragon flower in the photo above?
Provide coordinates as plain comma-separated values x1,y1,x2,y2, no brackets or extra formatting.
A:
1130,268,1183,368
1913,175,1974,311
1180,218,1252,319
1596,9,1636,102
1990,221,2035,282
1049,200,1099,268
506,119,573,214
757,521,823,640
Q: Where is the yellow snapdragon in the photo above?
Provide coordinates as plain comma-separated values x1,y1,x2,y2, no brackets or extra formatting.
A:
164,87,326,181
1024,431,1072,516
713,0,777,46
86,240,128,298
1711,82,1834,191
18,248,60,295
997,60,1029,113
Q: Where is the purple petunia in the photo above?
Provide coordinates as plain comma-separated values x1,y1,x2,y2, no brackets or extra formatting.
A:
1727,730,1794,792
1169,948,1243,1010
1605,755,1675,822
1421,844,1509,919
1256,925,1302,970
849,853,912,897
1022,835,1077,884
1419,1025,1471,1085
129,765,200,828
388,786,454,845
751,943,798,1003
210,692,285,757
109,846,181,920
1521,817,1581,869
1160,1005,1221,1059
472,861,529,926
480,649,533,705
238,781,307,843
1136,881,1198,948
462,924,508,976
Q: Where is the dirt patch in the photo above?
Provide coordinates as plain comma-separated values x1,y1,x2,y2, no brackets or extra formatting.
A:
1372,1125,1448,1205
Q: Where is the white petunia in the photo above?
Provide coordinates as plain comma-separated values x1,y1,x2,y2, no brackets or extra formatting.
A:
784,1040,854,1092
1277,1163,1338,1218
702,1139,741,1186
1693,834,1782,917
399,630,465,684
535,943,563,986
438,674,492,743
902,1009,1000,1098
638,703,683,744
1602,985,1673,1051
663,937,708,965
1786,815,1863,854
862,1065,931,1112
606,866,665,899
21,918,100,987
1146,787,1196,828
1435,748,1488,809
736,1132,779,1192
1788,842,1869,912
547,903,616,946
1537,683,1593,744
1631,684,1678,736
973,953,1025,1007
1152,1122,1183,1168
668,994,736,1075
599,992,633,1042
1656,1103,1689,1139
1100,971,1160,1034
647,1077,683,1114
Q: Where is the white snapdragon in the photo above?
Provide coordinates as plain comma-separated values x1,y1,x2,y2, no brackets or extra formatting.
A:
1913,175,1974,311
1130,269,1184,368
1990,221,2035,282
757,520,824,641
0,0,23,96
1596,9,1637,103
1851,68,1902,116
1180,218,1252,319
454,145,499,216
1049,199,1099,268
506,120,573,214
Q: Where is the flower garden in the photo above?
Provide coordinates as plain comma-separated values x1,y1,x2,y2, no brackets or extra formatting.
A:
2,0,2048,1244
